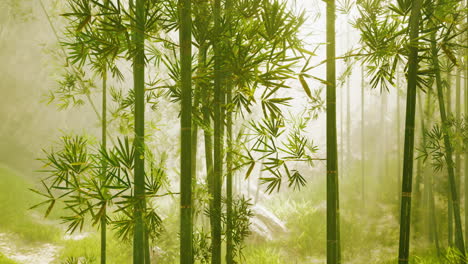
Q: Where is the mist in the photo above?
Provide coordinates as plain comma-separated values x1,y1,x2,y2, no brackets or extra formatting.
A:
0,0,466,264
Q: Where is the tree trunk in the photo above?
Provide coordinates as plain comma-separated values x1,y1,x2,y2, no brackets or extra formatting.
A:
431,30,466,260
326,0,340,263
397,0,423,262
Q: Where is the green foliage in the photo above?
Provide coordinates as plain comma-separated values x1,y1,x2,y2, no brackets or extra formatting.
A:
420,115,468,172
227,197,254,263
240,112,318,194
31,134,169,245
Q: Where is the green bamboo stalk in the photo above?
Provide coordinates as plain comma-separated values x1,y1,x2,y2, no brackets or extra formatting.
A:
447,69,454,247
101,68,107,264
212,0,224,262
361,66,365,207
198,40,215,244
381,91,388,183
203,105,214,229
431,30,466,260
191,43,207,227
132,0,146,263
429,171,441,257
144,230,150,264
422,88,441,256
340,78,344,180
414,88,427,235
100,5,110,264
397,73,401,202
346,31,351,179
465,0,468,246
397,0,423,262
225,84,233,264
179,0,193,262
455,67,461,247
326,0,340,263
225,0,233,262
414,88,425,235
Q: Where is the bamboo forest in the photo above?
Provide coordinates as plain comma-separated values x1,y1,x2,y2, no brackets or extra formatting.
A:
1,0,468,263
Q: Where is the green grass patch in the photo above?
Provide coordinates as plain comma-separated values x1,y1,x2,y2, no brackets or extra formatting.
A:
0,165,60,242
0,252,18,264
55,232,132,264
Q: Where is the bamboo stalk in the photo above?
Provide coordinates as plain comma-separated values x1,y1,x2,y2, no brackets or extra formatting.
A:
179,0,193,262
326,0,340,263
431,30,466,260
455,66,461,249
212,0,224,261
447,69,454,247
361,66,365,207
397,73,401,199
226,83,233,264
397,0,423,262
465,0,468,246
132,0,146,263
101,68,107,264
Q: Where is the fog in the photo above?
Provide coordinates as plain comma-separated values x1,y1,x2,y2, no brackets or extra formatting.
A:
0,0,466,263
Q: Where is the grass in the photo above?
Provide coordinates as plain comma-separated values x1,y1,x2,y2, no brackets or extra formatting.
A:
0,161,454,264
0,165,60,242
243,245,285,264
249,160,429,264
0,252,18,264
55,232,132,264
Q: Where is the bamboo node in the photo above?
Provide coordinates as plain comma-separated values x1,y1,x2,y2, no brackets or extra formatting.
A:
181,205,191,209
327,170,337,174
401,192,412,197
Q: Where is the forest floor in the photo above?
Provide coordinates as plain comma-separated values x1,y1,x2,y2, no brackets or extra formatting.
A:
0,164,445,263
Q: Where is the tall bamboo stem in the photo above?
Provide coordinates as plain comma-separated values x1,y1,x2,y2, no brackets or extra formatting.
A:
397,0,423,262
361,66,365,207
212,0,224,261
132,0,146,263
179,0,193,262
101,68,107,264
326,0,340,263
431,30,466,259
